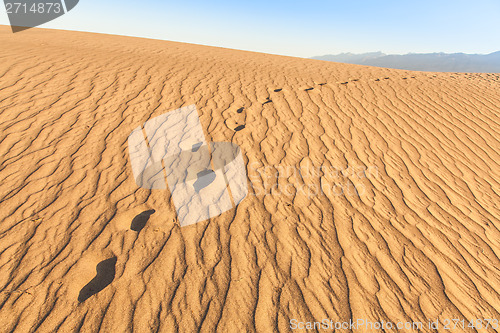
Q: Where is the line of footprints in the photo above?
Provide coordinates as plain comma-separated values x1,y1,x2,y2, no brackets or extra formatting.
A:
79,73,421,302
78,210,156,303
226,75,418,132
79,71,485,303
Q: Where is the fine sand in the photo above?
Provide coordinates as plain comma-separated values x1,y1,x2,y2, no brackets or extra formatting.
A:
0,26,499,332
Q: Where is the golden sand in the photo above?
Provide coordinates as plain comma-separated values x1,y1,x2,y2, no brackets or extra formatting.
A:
0,26,499,332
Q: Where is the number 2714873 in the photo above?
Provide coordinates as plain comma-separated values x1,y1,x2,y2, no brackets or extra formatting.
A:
5,2,62,14
443,319,498,330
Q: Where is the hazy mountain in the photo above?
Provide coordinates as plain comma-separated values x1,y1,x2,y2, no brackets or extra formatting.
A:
311,51,500,72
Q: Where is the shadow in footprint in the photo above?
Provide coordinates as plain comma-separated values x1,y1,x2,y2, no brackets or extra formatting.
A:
194,169,216,193
192,142,202,152
236,107,244,113
130,210,156,232
375,79,380,81
318,83,326,86
340,82,348,85
274,88,282,92
262,100,272,105
305,87,314,91
234,125,246,131
78,257,117,303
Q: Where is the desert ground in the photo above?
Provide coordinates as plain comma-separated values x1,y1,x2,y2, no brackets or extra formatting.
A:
0,25,499,332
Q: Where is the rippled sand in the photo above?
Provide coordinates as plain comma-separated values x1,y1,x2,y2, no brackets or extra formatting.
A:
0,26,499,332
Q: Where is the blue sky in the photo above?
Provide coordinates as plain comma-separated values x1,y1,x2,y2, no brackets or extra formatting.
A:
1,0,499,57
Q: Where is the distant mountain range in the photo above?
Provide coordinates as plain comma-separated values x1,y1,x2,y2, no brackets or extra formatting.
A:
311,51,500,72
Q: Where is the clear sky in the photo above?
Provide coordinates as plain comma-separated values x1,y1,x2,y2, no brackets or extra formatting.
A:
1,0,499,57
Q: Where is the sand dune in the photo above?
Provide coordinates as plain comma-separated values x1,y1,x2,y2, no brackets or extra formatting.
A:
0,26,499,332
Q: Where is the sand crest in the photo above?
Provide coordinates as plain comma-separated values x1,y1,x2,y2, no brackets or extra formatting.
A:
0,26,499,332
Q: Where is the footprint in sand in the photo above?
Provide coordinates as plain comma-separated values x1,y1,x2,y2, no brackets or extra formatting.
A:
225,107,247,131
130,210,156,232
194,169,217,192
304,87,314,91
78,257,117,302
192,142,203,152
